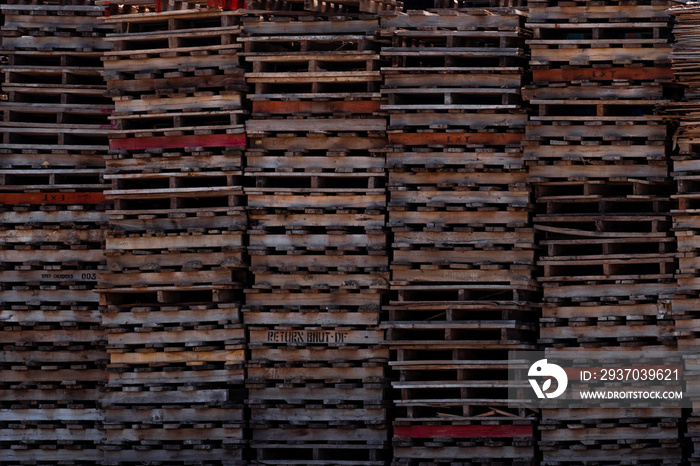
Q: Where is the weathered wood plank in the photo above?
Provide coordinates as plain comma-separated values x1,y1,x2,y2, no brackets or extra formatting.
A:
0,408,103,421
99,270,234,287
390,211,529,226
248,366,383,380
247,193,385,209
107,233,243,251
0,229,105,244
389,132,522,146
243,311,379,326
103,308,238,326
2,250,104,263
104,407,243,423
252,100,380,115
0,369,106,382
529,164,668,180
252,347,388,361
249,386,384,402
251,407,385,422
109,134,246,151
246,118,386,133
381,13,522,29
103,389,229,405
394,446,531,459
251,254,387,268
105,427,242,443
0,270,99,283
114,94,242,113
250,136,386,151
249,213,384,229
107,369,243,386
109,328,243,345
395,424,532,439
244,292,381,307
0,330,103,343
0,290,100,303
0,193,106,205
110,349,245,365
250,329,384,346
530,47,670,65
252,428,386,442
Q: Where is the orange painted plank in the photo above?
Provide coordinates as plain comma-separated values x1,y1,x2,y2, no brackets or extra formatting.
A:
394,424,532,439
533,67,673,83
110,134,246,151
253,100,381,115
389,132,522,146
0,192,106,205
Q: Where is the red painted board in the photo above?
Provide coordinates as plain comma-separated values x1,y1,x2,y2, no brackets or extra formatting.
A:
533,67,673,84
394,424,533,439
389,132,522,146
0,192,106,205
110,134,246,151
253,100,381,115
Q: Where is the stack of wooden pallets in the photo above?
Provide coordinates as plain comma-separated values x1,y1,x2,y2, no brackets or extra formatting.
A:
525,1,683,464
97,7,248,464
668,3,700,351
0,1,113,463
379,9,538,466
667,4,700,464
241,11,390,465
